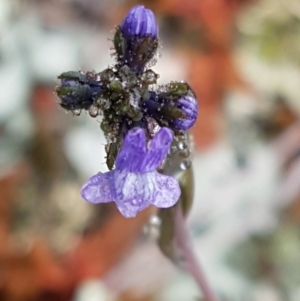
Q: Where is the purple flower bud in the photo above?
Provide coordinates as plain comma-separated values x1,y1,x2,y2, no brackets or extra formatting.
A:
120,5,158,38
171,95,198,131
143,92,198,131
114,5,159,75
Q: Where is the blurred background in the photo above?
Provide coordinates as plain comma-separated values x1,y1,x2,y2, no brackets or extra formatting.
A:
1,0,300,300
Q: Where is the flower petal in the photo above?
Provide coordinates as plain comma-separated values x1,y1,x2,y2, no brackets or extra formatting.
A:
112,171,154,218
151,172,181,208
80,172,113,204
172,95,198,130
140,127,173,172
121,5,158,38
115,127,147,172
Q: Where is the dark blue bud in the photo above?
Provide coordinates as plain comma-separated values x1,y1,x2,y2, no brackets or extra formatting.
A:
171,96,198,131
121,5,158,38
56,71,103,111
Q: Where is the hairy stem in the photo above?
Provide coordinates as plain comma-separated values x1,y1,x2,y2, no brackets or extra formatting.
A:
175,206,221,301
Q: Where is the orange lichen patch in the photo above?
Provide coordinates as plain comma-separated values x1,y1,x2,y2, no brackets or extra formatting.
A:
158,0,237,47
1,239,72,301
0,165,28,257
143,0,254,149
30,240,72,294
2,253,39,300
186,50,247,149
186,51,247,107
118,291,155,301
68,205,153,282
286,195,300,224
191,103,223,150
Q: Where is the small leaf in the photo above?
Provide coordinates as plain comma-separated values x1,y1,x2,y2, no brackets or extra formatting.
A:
58,71,89,83
113,26,125,59
106,142,118,170
161,105,186,119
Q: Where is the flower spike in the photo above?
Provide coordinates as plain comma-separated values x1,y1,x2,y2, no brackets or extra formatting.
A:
56,5,198,218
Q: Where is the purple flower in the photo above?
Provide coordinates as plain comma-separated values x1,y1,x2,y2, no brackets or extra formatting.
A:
80,127,181,218
171,95,198,131
120,5,158,38
114,5,159,75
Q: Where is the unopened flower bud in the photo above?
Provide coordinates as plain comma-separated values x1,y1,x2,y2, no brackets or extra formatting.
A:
121,5,158,38
114,5,159,75
171,95,198,131
56,71,102,111
143,92,198,131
